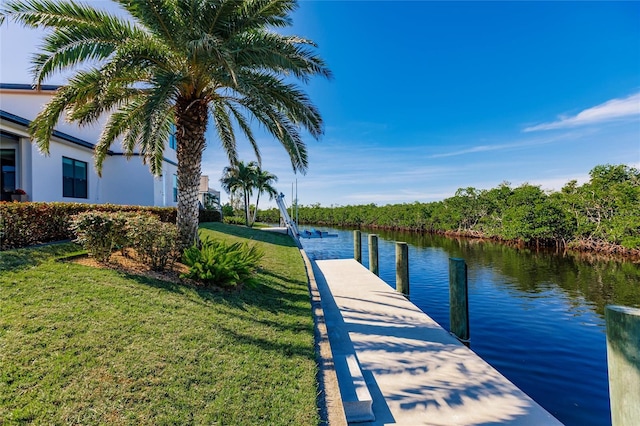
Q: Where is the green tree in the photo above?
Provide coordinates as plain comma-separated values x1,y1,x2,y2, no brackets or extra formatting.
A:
221,203,235,218
478,182,512,236
1,0,330,248
561,164,640,248
221,161,257,227
501,184,551,242
251,167,278,226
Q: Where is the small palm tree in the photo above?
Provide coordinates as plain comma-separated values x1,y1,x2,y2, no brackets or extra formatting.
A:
251,167,278,225
1,0,330,249
220,161,258,226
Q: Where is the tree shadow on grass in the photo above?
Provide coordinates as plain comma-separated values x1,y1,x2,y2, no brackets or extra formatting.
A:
199,223,298,248
116,266,314,322
258,268,308,287
195,278,313,316
216,322,316,361
116,271,317,361
0,243,83,273
117,271,194,296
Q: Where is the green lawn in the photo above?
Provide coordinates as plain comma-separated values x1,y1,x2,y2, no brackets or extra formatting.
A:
0,223,319,425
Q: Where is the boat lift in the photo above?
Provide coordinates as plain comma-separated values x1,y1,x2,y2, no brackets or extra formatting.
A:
275,193,337,240
275,192,300,238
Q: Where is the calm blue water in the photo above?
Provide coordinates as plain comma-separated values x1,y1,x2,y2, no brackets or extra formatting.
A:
299,227,640,426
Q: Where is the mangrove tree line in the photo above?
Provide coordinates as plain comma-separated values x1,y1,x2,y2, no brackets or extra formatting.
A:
257,164,640,252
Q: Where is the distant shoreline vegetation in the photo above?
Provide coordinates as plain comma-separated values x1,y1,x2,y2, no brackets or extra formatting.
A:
257,164,640,257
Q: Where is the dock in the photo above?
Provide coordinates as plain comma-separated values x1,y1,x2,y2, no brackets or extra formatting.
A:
310,257,563,425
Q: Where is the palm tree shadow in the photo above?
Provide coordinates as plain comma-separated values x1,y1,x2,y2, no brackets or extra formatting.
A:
312,260,561,425
198,223,298,248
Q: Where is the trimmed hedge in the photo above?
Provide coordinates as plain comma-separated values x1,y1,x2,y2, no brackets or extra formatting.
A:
70,211,180,270
200,209,222,223
0,202,219,250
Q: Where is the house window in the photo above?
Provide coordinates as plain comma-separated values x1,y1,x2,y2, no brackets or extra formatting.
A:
0,148,16,202
173,174,178,202
169,124,177,150
63,157,88,198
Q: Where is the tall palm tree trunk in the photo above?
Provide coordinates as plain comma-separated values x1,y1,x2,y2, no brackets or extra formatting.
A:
175,97,208,249
252,193,261,225
244,189,251,226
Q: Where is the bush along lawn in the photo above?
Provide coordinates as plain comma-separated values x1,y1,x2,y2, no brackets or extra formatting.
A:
0,223,319,425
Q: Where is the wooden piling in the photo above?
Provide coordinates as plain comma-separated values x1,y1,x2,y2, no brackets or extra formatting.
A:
368,234,379,276
395,242,409,296
449,258,469,342
354,230,362,263
605,305,640,426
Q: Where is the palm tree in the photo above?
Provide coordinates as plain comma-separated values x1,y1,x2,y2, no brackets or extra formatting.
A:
251,167,278,225
220,161,257,226
1,0,330,248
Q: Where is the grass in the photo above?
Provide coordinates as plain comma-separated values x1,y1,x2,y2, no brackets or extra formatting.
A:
0,223,319,425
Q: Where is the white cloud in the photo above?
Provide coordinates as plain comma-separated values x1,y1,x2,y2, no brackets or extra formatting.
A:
524,92,640,132
428,130,592,159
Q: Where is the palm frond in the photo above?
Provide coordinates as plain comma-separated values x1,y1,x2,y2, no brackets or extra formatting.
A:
235,0,295,31
242,98,308,174
27,85,79,154
94,98,146,174
237,70,323,137
211,100,238,166
139,91,175,176
225,102,261,165
116,0,180,46
232,30,332,81
63,69,144,125
2,0,128,29
2,0,140,83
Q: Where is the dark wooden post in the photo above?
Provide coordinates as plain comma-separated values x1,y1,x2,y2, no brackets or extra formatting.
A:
368,234,379,276
395,242,409,296
354,230,361,263
605,305,640,426
449,258,469,343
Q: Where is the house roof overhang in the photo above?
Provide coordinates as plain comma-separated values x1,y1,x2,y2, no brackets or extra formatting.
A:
0,109,179,167
1,83,179,168
0,83,61,93
0,109,109,152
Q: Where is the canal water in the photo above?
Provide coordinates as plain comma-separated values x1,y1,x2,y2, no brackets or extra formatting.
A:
298,226,640,426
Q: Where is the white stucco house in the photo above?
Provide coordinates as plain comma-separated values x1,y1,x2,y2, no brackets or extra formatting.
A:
0,83,185,206
198,175,221,210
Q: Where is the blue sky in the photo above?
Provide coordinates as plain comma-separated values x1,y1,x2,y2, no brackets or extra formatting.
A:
1,1,639,208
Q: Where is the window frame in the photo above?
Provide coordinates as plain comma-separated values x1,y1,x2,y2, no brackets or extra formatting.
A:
169,124,177,150
172,174,178,202
62,156,88,199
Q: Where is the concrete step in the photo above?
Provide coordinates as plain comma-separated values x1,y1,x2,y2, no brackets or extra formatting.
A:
334,353,374,423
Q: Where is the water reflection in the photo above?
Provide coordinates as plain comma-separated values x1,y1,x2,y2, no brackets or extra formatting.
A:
351,228,640,315
299,226,640,426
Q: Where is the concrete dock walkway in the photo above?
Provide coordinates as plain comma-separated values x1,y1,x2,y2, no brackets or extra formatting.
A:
312,258,562,425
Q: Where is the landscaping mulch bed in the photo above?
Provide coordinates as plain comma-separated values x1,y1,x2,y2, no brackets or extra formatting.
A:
68,249,190,285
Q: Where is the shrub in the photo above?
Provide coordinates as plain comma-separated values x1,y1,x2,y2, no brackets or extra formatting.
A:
221,204,234,217
70,212,128,263
69,211,179,270
181,238,264,287
0,202,177,250
127,215,179,271
199,209,222,223
223,216,246,225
